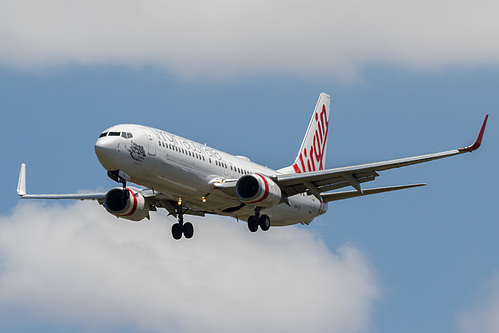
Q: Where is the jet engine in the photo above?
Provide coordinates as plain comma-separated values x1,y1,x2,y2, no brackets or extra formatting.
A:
103,188,150,221
236,174,282,207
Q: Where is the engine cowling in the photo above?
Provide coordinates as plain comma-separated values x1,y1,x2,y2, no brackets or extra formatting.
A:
236,174,282,207
103,188,149,221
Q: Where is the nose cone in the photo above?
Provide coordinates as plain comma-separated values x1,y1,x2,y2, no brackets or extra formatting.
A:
95,138,118,170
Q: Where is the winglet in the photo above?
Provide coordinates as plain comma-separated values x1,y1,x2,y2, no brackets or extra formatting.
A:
459,114,488,153
17,163,26,196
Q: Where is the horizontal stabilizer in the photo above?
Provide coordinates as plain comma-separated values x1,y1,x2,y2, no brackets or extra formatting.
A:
321,184,426,202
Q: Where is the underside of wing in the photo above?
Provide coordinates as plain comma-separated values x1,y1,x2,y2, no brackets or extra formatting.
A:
142,190,207,217
321,184,426,202
275,149,460,197
275,114,488,199
19,193,107,200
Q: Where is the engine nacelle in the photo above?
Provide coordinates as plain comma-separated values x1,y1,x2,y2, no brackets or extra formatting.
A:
103,187,149,221
236,174,282,207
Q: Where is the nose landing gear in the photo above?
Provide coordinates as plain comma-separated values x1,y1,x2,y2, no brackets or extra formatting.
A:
107,170,131,199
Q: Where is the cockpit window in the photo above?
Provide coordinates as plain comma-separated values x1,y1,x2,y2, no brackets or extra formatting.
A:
99,131,133,139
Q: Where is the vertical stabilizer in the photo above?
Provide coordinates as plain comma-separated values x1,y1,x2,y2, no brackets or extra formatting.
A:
279,93,330,174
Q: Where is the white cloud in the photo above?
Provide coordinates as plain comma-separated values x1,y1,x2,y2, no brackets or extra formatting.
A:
0,201,379,333
0,0,498,79
458,275,499,333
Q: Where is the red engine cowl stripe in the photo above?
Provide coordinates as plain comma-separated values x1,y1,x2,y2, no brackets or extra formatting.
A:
246,174,269,204
122,188,138,217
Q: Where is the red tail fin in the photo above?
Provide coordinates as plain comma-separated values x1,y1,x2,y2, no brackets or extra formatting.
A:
279,93,330,174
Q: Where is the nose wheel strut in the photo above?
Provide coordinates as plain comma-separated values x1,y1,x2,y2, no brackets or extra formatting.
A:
107,170,130,199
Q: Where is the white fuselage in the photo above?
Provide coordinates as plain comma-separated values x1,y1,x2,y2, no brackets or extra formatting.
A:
95,124,328,226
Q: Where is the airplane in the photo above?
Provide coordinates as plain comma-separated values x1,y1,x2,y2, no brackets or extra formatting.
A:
17,93,488,240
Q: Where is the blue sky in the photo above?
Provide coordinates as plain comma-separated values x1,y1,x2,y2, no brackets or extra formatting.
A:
1,1,498,333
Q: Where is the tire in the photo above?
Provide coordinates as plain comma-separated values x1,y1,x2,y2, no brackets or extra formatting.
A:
183,222,194,239
172,223,183,240
259,214,271,231
248,216,259,232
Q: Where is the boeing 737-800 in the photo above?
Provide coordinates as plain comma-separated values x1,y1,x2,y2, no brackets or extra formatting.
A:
17,94,488,240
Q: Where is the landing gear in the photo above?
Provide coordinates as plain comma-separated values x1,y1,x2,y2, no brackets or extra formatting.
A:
107,170,130,199
172,223,183,240
259,214,271,231
248,216,259,232
247,209,271,232
171,204,194,240
183,222,194,239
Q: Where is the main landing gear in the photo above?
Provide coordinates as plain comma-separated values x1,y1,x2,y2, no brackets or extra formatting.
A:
247,209,271,233
171,205,194,240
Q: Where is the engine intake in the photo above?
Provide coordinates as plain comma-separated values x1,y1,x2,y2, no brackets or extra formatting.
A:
236,174,282,207
103,188,149,221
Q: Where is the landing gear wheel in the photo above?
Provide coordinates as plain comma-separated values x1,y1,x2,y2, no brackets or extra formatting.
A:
248,216,259,232
259,214,270,231
172,223,183,240
183,222,194,239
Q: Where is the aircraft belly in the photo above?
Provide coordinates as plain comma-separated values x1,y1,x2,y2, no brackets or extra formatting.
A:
134,158,243,213
121,144,325,226
260,195,324,226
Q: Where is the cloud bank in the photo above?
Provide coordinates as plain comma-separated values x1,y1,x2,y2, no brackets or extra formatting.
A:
0,0,498,79
0,201,379,333
458,275,499,333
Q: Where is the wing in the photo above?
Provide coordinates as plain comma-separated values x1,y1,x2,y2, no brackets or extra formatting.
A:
141,190,207,217
18,164,206,217
274,115,488,199
17,164,107,200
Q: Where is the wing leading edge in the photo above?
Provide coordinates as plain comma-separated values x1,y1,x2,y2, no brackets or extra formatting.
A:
274,114,488,200
17,164,107,200
17,164,206,218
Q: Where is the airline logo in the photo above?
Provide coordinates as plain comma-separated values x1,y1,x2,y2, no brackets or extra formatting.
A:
292,104,329,173
126,141,146,162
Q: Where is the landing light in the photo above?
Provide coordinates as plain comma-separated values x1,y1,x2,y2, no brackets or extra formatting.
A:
202,197,207,203
178,198,182,206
